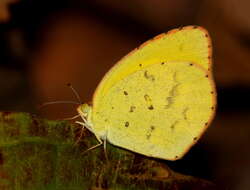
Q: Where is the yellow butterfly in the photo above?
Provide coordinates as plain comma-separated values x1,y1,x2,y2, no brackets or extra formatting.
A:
77,26,216,160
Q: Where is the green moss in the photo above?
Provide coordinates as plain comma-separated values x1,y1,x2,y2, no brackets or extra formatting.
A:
0,112,216,190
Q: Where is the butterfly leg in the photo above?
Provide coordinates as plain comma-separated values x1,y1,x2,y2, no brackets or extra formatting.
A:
75,121,93,133
83,133,109,162
103,132,109,161
73,122,86,146
76,121,108,161
81,136,103,155
76,121,103,151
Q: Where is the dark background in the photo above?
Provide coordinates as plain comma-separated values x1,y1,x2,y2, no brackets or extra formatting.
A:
1,0,250,189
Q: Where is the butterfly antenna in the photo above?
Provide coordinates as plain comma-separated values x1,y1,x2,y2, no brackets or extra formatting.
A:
67,83,82,104
38,101,80,109
64,114,81,120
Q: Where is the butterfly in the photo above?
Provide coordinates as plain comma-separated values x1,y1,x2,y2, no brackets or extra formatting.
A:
76,26,216,160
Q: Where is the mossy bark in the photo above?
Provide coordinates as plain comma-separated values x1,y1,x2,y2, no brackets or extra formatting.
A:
0,112,217,190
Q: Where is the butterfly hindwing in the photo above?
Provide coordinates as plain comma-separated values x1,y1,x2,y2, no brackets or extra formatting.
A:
92,61,215,160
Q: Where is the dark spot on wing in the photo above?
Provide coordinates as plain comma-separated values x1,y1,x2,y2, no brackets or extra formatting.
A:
112,106,114,109
175,156,178,159
211,91,214,94
129,106,136,112
211,107,215,110
144,94,152,103
146,125,155,139
144,94,151,102
193,137,198,141
124,91,128,96
144,94,153,110
161,62,165,65
205,34,209,38
139,64,142,67
125,121,129,127
189,63,193,66
144,70,155,81
193,25,198,29
205,122,208,126
205,74,209,78
179,26,183,30
170,121,178,131
148,105,154,110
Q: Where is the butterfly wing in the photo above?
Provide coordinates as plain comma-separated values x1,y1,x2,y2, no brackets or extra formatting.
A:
93,26,212,112
92,61,216,160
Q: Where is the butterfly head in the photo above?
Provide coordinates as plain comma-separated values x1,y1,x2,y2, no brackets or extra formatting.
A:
77,103,92,118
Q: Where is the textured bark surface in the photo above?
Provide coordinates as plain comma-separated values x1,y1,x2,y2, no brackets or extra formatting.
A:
0,112,217,190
